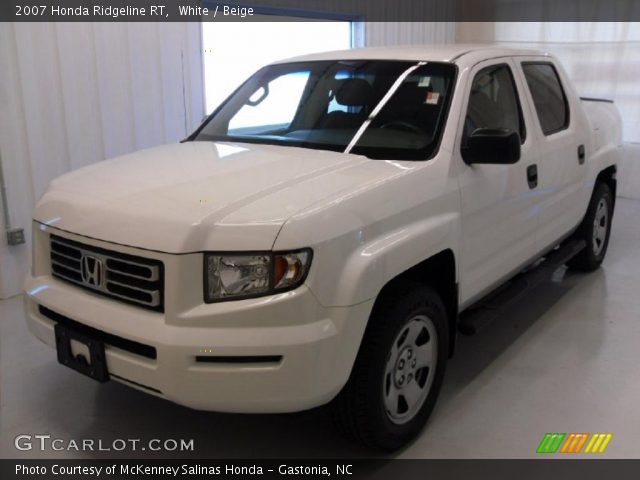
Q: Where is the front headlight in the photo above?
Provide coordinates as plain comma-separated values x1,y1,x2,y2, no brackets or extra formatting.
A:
204,249,312,302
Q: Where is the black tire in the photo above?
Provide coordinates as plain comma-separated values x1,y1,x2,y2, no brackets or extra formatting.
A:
567,182,614,272
331,281,448,451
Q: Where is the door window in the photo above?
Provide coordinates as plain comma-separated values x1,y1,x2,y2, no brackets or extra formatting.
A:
202,20,353,114
463,64,526,146
521,62,570,135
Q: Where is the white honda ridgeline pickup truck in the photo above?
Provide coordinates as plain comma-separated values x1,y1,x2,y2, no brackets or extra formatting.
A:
25,46,622,450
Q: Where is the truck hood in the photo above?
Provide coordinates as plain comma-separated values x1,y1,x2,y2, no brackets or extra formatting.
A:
34,142,394,252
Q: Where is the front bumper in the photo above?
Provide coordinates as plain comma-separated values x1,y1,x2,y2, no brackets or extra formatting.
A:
24,225,373,413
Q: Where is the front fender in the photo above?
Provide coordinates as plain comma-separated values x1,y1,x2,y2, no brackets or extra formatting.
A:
273,152,461,308
308,211,459,307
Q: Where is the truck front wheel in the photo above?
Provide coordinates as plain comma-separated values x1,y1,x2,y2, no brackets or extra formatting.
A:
568,182,614,271
331,282,448,451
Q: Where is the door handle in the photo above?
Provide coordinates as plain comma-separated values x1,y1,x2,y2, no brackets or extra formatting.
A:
578,144,586,165
527,164,538,189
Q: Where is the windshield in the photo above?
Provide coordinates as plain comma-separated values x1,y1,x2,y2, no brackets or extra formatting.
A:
193,60,456,160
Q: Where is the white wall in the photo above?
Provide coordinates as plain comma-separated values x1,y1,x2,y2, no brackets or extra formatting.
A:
364,22,455,46
0,22,204,298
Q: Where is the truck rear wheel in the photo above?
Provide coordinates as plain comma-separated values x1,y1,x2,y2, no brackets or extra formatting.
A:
331,282,448,451
568,182,614,271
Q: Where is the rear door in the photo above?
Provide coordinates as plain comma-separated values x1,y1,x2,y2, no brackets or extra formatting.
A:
516,59,588,254
456,58,541,306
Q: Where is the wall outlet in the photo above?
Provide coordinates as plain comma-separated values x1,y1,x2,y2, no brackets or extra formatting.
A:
7,227,25,246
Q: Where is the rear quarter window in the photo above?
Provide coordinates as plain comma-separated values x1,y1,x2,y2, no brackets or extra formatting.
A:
521,62,570,135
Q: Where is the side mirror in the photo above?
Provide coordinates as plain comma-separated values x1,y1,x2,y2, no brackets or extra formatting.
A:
462,128,521,165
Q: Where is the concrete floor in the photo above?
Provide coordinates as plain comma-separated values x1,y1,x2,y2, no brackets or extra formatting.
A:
1,197,639,460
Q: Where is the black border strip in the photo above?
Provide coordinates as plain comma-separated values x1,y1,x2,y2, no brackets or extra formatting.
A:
4,459,640,479
3,0,640,22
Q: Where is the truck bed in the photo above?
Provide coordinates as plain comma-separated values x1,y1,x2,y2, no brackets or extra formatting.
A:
581,97,623,155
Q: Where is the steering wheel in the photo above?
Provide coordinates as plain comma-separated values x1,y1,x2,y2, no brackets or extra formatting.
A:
379,121,425,135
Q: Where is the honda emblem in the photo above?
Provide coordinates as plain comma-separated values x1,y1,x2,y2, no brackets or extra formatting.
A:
81,255,104,287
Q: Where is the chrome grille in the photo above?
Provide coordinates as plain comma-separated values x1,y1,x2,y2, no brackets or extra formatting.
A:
50,235,164,312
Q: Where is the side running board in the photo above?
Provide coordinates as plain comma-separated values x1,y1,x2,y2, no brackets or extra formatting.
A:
458,239,586,336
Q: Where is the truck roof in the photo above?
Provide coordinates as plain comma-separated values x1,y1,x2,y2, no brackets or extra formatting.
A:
274,44,549,66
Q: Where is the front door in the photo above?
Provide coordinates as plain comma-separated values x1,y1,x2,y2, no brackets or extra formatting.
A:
456,58,541,306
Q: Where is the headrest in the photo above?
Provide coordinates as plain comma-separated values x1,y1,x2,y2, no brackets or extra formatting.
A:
334,78,373,107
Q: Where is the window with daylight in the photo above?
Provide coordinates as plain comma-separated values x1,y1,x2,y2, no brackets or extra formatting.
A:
202,17,353,115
